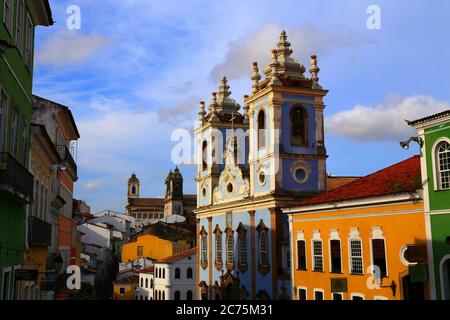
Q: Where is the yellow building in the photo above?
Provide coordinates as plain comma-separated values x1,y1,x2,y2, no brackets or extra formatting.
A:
285,157,430,300
113,275,138,300
19,124,61,300
121,234,190,263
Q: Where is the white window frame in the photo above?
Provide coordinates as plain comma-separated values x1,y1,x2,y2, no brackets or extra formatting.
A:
369,227,388,278
9,106,19,157
311,231,323,272
350,293,365,300
3,0,13,35
313,288,325,300
1,266,12,300
328,229,342,273
332,292,344,300
432,138,450,191
25,14,34,71
439,254,450,300
348,228,364,275
16,0,25,55
297,286,307,301
296,231,307,270
0,87,9,152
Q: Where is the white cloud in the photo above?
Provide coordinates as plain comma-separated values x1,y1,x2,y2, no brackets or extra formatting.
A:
84,180,102,191
326,95,450,141
36,30,112,66
210,22,375,81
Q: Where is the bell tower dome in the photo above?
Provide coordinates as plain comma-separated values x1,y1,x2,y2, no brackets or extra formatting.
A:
127,172,140,199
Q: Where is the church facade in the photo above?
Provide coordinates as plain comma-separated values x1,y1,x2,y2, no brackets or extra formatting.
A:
126,168,196,228
194,31,329,300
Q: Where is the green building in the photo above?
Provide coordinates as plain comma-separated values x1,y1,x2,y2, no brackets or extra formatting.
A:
0,0,52,300
408,110,450,300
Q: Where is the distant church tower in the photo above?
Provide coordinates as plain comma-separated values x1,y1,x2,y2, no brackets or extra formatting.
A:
164,167,184,216
128,172,140,199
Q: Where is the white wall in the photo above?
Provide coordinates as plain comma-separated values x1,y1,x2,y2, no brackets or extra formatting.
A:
136,273,154,300
153,253,196,300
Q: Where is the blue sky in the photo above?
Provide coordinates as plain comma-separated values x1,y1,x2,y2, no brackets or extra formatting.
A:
33,0,450,213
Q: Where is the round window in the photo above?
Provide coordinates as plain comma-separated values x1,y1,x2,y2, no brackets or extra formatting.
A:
258,171,266,185
295,168,306,181
227,183,234,194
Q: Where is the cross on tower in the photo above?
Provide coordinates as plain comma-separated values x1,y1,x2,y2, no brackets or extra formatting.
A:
229,111,237,131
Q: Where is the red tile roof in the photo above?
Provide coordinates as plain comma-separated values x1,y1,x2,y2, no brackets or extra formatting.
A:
128,198,165,208
141,266,154,274
326,176,361,191
299,156,422,206
157,247,197,264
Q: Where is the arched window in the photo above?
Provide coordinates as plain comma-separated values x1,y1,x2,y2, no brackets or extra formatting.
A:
226,228,235,269
140,278,143,287
175,268,181,279
162,268,165,279
259,231,268,266
290,106,308,146
257,220,269,275
214,225,223,270
202,141,208,171
174,291,181,300
145,296,148,300
150,279,154,289
200,227,208,269
162,291,165,300
237,223,248,273
131,185,136,195
187,290,193,300
257,110,266,150
145,278,148,288
187,267,193,279
436,141,450,190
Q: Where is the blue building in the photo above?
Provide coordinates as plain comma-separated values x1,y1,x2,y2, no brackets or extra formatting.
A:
194,31,329,300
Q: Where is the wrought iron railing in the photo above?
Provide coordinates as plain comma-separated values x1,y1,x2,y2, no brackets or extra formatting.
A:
0,152,34,203
28,216,52,247
56,145,77,177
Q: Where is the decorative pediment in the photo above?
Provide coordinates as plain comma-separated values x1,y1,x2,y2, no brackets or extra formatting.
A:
213,165,250,204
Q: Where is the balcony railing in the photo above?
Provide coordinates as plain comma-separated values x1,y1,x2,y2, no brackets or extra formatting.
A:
28,215,52,247
56,145,77,177
0,152,34,203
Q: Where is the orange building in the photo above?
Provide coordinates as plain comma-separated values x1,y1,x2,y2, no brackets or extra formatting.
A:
285,157,430,300
121,234,191,263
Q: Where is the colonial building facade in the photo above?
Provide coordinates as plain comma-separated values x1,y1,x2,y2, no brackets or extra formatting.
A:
0,0,53,300
286,156,429,300
408,110,450,300
194,31,329,300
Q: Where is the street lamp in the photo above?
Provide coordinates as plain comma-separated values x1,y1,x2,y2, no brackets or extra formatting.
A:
400,137,424,150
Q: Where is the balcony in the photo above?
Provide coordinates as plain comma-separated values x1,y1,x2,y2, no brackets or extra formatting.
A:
0,152,34,203
56,145,77,178
28,216,52,247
